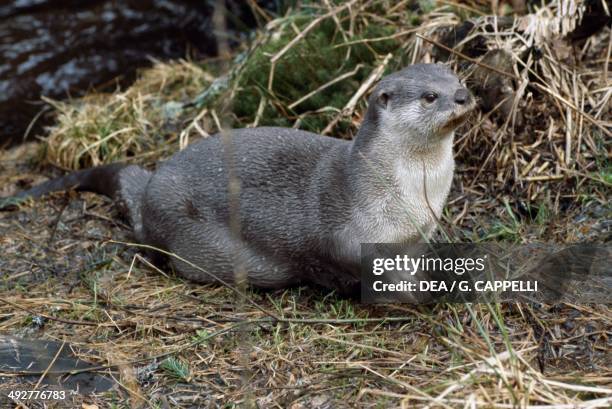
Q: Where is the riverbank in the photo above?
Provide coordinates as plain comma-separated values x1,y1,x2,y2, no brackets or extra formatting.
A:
1,1,610,407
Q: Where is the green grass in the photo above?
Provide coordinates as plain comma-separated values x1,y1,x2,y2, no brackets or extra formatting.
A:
228,12,404,133
161,357,191,383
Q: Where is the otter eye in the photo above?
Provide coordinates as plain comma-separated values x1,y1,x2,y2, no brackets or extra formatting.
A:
378,92,390,108
422,92,438,104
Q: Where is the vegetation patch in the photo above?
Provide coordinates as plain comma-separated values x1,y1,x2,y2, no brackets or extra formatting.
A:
44,61,214,170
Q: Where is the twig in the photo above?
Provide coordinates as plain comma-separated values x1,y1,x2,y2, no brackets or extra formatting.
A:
417,34,519,80
268,0,360,91
560,167,612,186
333,28,419,48
322,53,392,135
532,82,612,138
521,175,564,182
270,0,359,64
34,340,65,390
0,297,101,326
47,195,70,245
288,64,363,110
110,240,281,322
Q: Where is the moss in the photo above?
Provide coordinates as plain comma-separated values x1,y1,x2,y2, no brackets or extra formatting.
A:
229,14,403,135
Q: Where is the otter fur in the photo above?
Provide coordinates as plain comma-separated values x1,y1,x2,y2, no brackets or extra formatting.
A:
3,64,475,293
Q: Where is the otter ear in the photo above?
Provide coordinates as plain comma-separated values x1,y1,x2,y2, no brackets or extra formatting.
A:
377,91,391,109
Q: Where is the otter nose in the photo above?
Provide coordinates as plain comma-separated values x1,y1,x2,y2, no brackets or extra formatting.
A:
454,89,469,105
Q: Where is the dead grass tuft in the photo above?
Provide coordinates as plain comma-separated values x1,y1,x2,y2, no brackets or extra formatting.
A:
44,61,214,170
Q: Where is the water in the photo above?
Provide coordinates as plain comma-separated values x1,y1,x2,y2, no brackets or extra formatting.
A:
0,0,274,146
0,335,115,394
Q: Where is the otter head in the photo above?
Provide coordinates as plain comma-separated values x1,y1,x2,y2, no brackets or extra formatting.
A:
364,63,475,149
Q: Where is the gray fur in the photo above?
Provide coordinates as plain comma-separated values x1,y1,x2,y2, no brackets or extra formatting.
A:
5,64,475,294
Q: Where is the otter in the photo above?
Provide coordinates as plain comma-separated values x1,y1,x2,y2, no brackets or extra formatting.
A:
2,64,475,294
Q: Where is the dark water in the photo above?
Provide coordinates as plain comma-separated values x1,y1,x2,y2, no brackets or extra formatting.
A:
0,0,277,146
0,335,114,394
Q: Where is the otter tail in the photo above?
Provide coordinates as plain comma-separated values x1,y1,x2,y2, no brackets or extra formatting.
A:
1,163,151,210
1,163,152,240
1,162,126,205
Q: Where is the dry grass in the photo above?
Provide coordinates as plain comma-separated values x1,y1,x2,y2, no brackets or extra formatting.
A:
43,61,214,170
0,194,610,407
0,0,610,407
